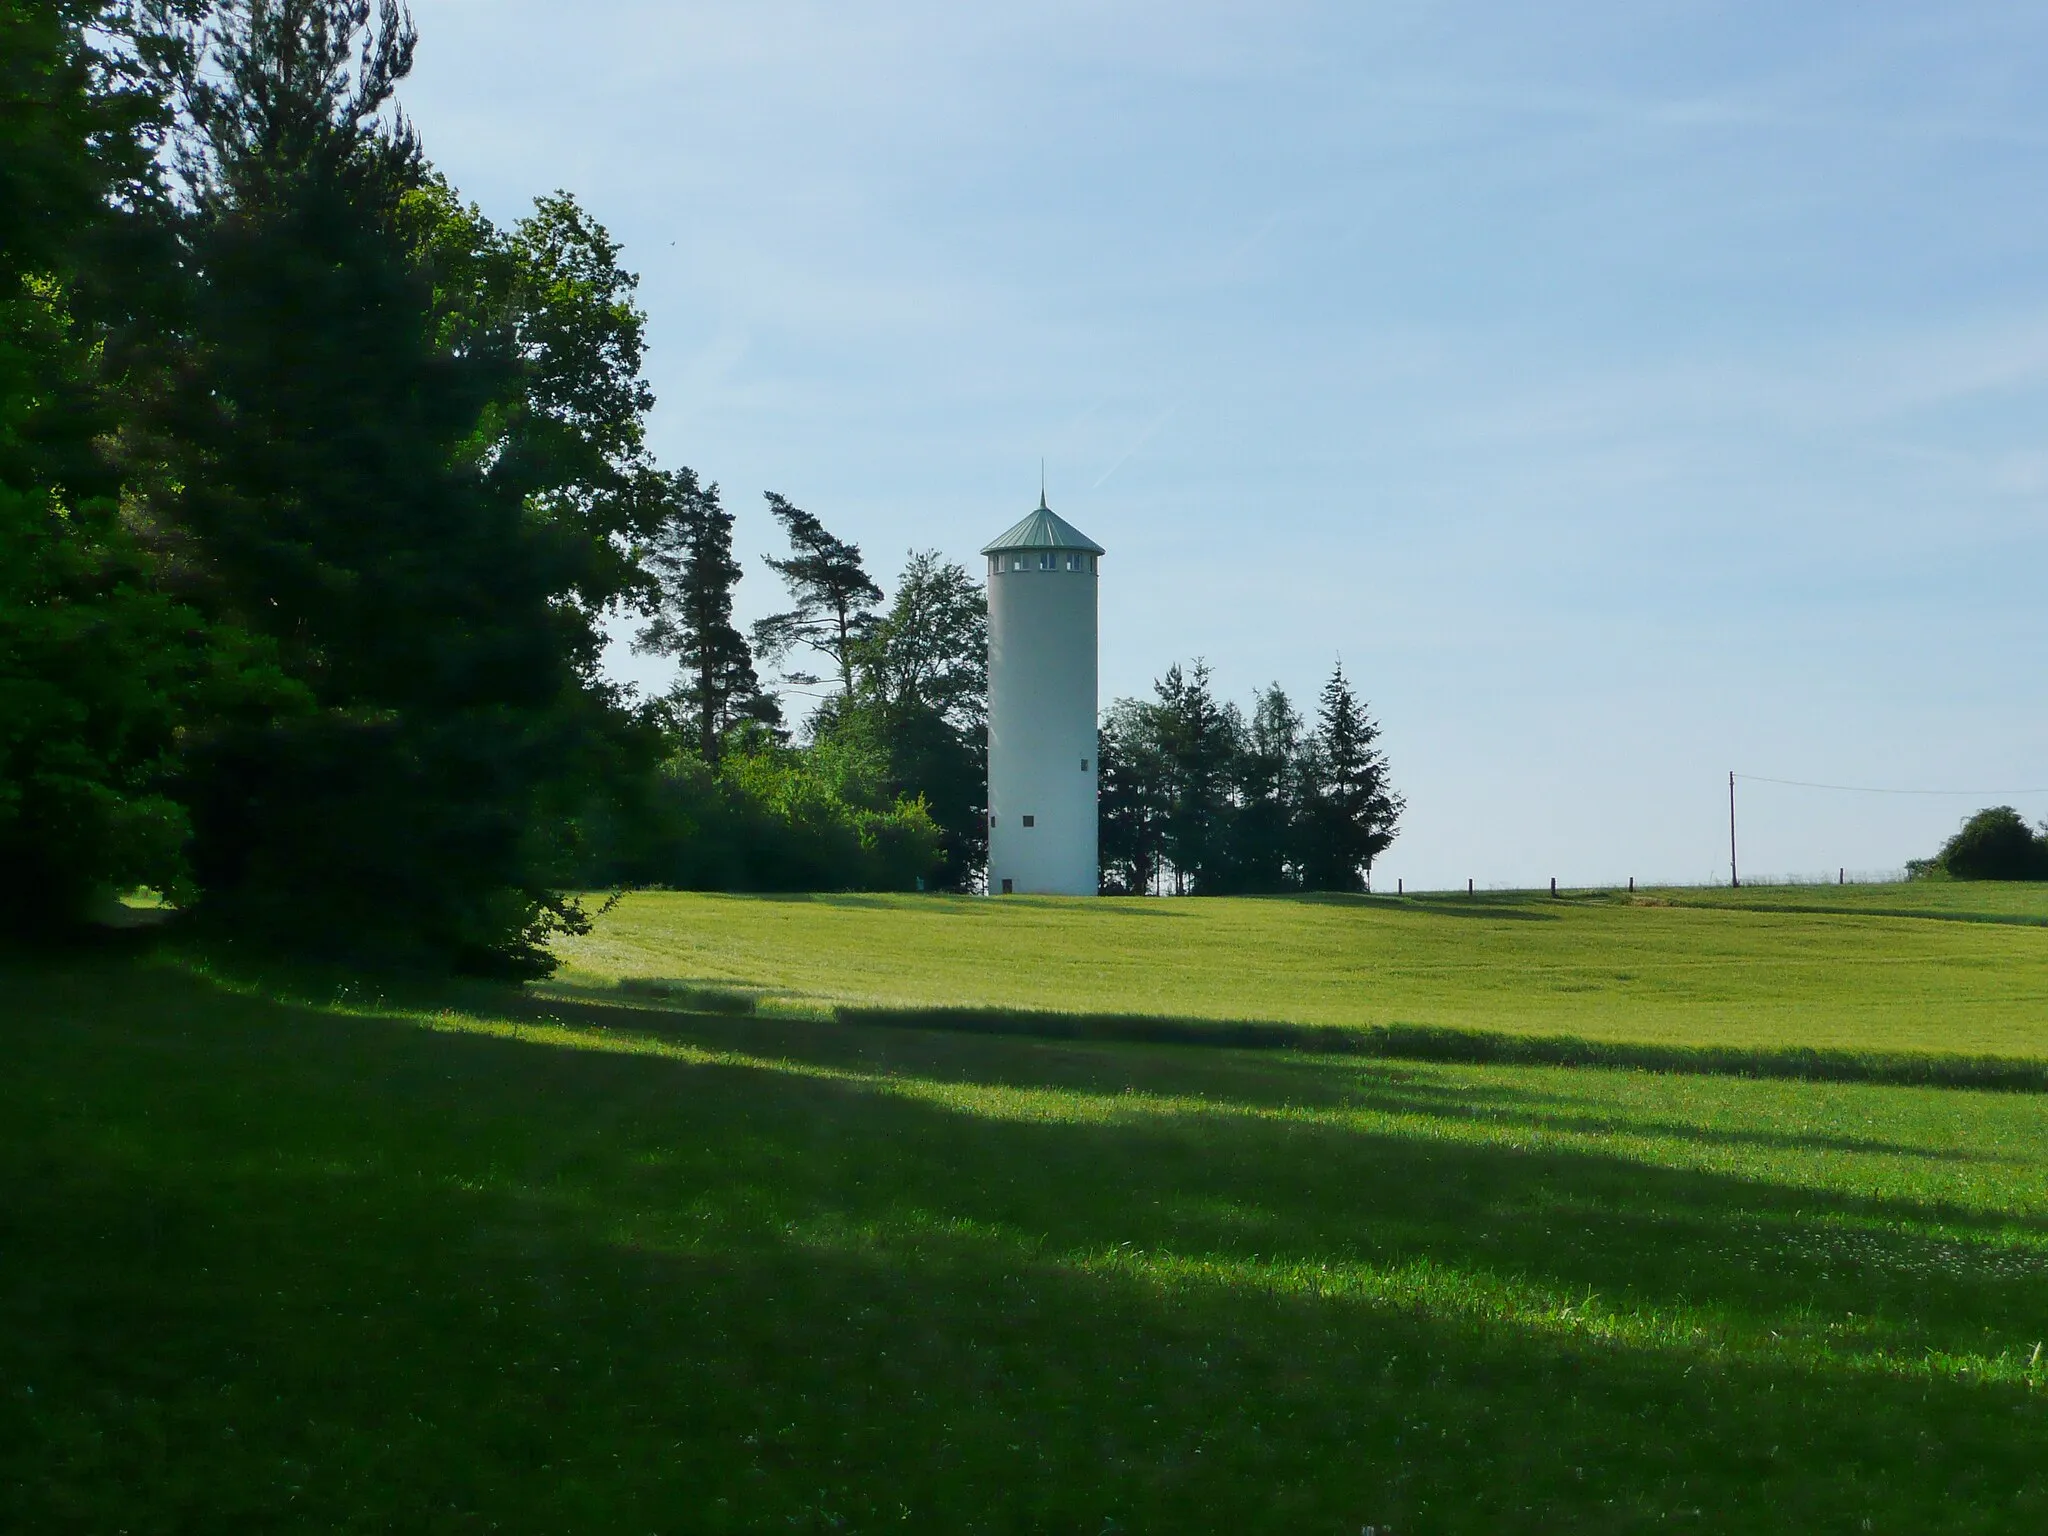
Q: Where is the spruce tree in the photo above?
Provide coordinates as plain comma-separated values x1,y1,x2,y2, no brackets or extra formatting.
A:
1227,683,1304,893
1152,661,1240,894
1097,697,1169,896
1299,663,1402,891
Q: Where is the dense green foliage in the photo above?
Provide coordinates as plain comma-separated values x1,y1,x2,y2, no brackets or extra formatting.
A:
0,0,245,927
1913,805,2048,882
582,733,943,894
0,0,981,962
1101,661,1401,894
821,549,989,888
6,933,2048,1530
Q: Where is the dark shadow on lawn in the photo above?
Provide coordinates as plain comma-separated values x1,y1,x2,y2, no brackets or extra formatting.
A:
6,958,2046,1533
712,892,1194,917
1389,900,1562,923
517,984,2048,1095
513,993,2014,1168
1658,895,2048,930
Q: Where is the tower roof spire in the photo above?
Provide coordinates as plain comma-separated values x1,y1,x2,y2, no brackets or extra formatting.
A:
982,496,1104,555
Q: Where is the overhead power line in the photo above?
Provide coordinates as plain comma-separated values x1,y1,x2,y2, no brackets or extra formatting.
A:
1733,773,2048,797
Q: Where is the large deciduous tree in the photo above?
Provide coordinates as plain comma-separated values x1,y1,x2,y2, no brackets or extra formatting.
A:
1924,807,2048,882
825,549,987,887
0,0,272,929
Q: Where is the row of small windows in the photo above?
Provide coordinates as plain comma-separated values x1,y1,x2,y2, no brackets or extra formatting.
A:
989,552,1097,574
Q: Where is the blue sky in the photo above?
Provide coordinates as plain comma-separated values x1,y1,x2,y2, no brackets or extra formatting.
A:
401,1,2048,888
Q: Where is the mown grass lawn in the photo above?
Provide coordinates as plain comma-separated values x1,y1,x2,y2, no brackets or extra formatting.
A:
554,884,2048,1058
4,890,2048,1531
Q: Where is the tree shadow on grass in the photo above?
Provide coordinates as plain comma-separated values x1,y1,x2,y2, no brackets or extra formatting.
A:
712,892,1196,918
516,992,2023,1168
5,960,2046,1533
1288,891,1565,922
515,977,2048,1095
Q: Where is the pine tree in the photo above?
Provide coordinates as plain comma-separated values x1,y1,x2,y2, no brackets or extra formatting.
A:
751,491,882,697
1299,663,1402,891
634,469,776,764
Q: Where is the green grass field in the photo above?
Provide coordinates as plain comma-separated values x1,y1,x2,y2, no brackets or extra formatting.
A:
6,886,2048,1531
554,883,2048,1058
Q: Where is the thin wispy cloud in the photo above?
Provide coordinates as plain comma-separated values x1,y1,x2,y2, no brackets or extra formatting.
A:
1094,406,1178,488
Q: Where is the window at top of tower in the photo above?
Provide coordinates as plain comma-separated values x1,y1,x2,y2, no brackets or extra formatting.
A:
991,548,1097,572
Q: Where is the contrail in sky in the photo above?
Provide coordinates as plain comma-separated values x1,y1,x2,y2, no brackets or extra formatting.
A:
1093,405,1178,488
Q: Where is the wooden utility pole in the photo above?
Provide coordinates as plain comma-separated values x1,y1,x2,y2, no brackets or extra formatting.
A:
1728,771,1740,889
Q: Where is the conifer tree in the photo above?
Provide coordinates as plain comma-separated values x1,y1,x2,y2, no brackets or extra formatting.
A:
634,469,776,764
751,492,882,697
1299,662,1402,891
1150,661,1239,895
1227,682,1304,893
161,0,651,972
1097,696,1170,896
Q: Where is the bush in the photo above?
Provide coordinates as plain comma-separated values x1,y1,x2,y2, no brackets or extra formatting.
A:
1924,806,2048,882
586,737,943,894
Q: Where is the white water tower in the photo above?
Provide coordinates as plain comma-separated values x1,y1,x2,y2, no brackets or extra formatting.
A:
984,494,1103,896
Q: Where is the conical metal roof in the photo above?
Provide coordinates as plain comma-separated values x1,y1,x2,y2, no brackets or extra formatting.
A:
981,495,1105,556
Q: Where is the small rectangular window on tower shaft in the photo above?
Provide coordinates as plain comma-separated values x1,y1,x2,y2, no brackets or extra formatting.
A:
1022,815,1035,828
1001,878,1013,895
1081,758,1089,772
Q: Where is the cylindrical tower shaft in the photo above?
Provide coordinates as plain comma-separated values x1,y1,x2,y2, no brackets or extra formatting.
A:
983,500,1103,896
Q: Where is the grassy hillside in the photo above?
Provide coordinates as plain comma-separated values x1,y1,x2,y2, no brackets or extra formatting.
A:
552,884,2048,1058
4,947,2046,1532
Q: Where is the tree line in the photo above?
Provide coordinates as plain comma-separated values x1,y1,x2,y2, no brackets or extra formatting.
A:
614,481,991,899
1100,662,1402,895
2,0,1403,977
